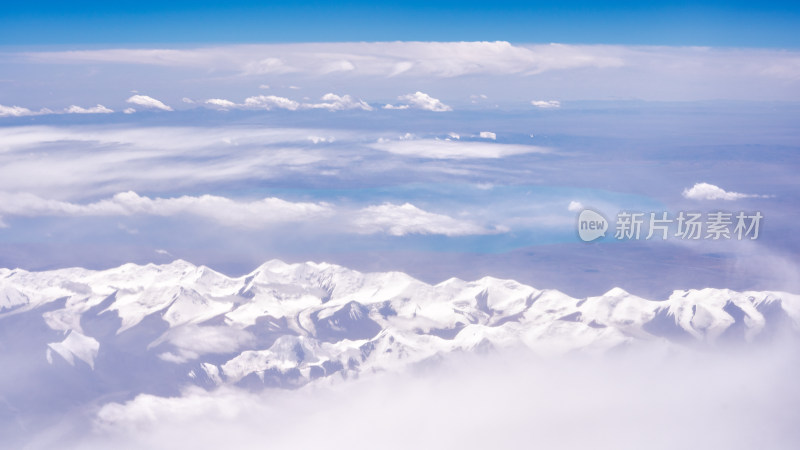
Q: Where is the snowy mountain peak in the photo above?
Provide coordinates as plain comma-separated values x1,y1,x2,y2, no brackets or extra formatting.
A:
0,259,798,395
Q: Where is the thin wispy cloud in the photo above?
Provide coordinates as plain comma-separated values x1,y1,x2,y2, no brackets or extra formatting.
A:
25,42,626,78
531,100,561,109
370,138,547,159
0,191,334,228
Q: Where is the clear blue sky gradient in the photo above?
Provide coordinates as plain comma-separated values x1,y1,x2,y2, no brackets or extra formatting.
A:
1,0,799,47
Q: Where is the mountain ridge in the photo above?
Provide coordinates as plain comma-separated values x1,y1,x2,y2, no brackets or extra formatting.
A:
1,259,799,400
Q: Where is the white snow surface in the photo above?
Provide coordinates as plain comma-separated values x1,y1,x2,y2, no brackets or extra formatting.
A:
1,259,797,388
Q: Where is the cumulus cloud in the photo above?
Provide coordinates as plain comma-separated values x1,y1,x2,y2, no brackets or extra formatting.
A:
352,203,502,236
531,100,561,109
568,201,584,212
215,93,371,112
388,92,452,112
123,108,136,114
305,93,372,111
479,131,496,140
382,103,410,110
682,182,768,201
370,138,548,159
126,95,173,111
0,104,36,117
65,104,114,114
204,98,237,110
242,95,300,111
0,104,51,117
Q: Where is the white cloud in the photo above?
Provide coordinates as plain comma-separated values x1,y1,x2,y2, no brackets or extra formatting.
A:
151,325,255,364
28,42,624,78
126,95,173,111
182,98,195,104
65,104,114,114
21,43,800,102
320,59,356,74
242,57,291,75
395,92,452,112
0,104,51,117
307,136,335,144
0,104,36,117
305,93,372,111
352,203,501,236
243,95,300,111
370,138,548,159
0,191,333,228
77,347,800,450
0,189,500,237
0,125,353,198
382,103,410,110
205,98,237,110
208,93,371,112
682,183,767,201
568,201,584,212
155,249,171,256
531,100,561,109
479,131,496,140
123,108,136,114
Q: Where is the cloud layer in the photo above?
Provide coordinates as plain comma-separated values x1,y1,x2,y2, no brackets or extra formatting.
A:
68,346,800,450
0,191,498,236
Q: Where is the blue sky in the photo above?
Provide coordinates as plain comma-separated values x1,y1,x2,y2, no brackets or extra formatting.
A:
1,0,799,46
0,4,799,297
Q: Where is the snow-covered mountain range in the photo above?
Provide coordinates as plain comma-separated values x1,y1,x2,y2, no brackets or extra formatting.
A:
1,259,798,398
